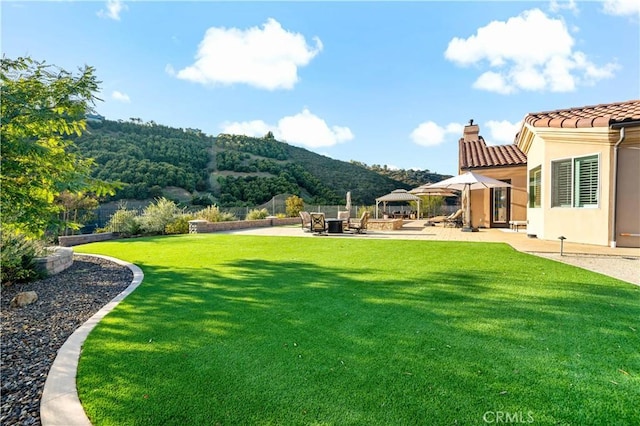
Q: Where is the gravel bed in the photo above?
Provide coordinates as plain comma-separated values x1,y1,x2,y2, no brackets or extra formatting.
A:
1,255,133,426
530,252,640,286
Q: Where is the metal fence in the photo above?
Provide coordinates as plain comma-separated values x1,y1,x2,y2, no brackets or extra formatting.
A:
75,196,460,235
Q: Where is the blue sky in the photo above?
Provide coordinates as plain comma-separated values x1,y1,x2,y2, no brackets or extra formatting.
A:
3,1,639,175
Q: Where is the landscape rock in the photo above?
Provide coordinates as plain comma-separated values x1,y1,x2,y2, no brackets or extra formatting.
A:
1,255,132,426
10,291,38,308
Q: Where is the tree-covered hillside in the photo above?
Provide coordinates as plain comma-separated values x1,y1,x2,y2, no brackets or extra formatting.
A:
73,120,211,200
74,119,450,206
350,161,450,188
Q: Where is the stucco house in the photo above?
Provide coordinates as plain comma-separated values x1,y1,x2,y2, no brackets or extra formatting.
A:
458,122,528,229
515,100,640,248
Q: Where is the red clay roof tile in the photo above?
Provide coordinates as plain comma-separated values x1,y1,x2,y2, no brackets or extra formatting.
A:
459,137,527,170
525,100,640,128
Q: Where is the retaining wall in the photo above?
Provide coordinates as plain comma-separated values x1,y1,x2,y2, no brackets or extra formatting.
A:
34,247,74,275
58,232,117,247
189,217,300,233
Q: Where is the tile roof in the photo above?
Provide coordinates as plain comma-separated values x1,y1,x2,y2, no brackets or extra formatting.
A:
524,99,640,128
459,137,527,169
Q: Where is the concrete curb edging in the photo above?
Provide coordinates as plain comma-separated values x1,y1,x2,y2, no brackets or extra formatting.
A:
40,255,144,426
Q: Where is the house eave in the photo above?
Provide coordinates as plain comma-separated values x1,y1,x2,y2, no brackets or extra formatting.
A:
460,163,527,172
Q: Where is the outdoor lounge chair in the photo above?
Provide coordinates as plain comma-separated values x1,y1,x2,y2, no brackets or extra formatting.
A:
444,209,463,228
347,211,369,234
310,213,327,234
300,211,311,232
337,210,350,231
424,215,447,226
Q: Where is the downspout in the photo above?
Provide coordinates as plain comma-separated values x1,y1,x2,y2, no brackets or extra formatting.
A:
609,126,625,248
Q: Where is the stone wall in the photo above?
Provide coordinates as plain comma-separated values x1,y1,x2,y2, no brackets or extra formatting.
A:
58,232,117,247
34,247,74,275
189,217,300,233
367,219,404,231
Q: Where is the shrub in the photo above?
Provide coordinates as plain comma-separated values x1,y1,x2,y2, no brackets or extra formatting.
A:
165,214,195,235
104,204,141,236
285,195,304,217
219,212,238,222
357,206,375,218
195,205,237,222
246,208,269,220
1,229,46,285
137,197,183,234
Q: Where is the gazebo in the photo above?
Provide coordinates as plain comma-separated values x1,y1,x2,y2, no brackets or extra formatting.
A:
375,189,421,219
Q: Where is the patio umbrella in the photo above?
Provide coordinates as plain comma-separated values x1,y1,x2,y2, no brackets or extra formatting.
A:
410,184,458,219
429,172,512,231
345,191,352,214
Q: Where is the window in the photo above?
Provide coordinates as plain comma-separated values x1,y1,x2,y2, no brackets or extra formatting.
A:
529,166,541,208
551,155,599,208
552,160,572,207
574,155,598,207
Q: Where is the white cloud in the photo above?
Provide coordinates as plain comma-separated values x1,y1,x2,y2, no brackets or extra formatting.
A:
97,0,127,21
278,109,353,148
473,72,514,94
220,109,353,149
549,0,579,14
219,120,272,137
410,121,463,147
602,0,640,17
484,120,522,145
174,18,323,90
444,8,619,94
511,65,547,91
111,90,130,103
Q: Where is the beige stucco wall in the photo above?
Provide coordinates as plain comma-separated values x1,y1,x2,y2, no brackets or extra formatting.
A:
545,129,611,246
462,165,527,229
615,135,640,248
523,128,545,237
520,125,639,247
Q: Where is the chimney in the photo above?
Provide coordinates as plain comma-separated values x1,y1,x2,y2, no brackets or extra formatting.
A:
463,119,479,142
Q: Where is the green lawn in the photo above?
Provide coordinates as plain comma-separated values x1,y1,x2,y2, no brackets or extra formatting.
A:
75,234,639,425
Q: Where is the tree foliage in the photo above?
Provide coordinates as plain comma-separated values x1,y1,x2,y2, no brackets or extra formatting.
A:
285,195,305,217
55,190,99,236
350,161,451,187
75,120,211,199
1,57,115,236
67,119,451,208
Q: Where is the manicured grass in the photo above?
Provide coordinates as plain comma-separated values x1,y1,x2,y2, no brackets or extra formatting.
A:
75,235,639,425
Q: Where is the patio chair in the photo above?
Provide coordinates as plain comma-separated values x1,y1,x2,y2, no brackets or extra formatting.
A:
424,215,447,227
337,210,350,231
299,211,311,232
444,209,463,228
310,213,327,234
347,211,369,234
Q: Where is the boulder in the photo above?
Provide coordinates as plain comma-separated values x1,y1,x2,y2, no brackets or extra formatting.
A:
10,291,38,308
